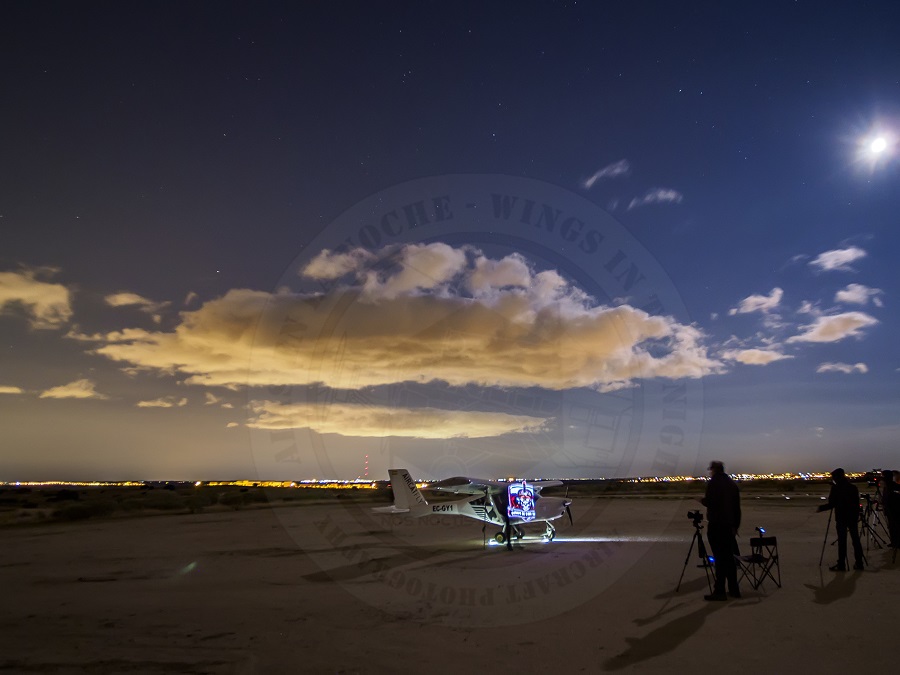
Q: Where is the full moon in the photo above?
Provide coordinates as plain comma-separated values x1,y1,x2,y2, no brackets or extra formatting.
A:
870,137,888,154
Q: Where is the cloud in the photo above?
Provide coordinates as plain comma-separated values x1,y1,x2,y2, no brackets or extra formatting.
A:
204,392,234,408
834,283,883,307
721,348,793,366
816,362,868,374
797,300,820,315
0,385,25,395
786,311,878,343
247,401,550,439
303,248,377,280
105,292,169,311
184,291,199,307
105,292,169,323
808,246,866,273
728,287,783,316
226,422,240,428
136,396,188,408
39,379,107,400
0,267,72,329
84,244,724,393
627,188,683,210
582,160,631,189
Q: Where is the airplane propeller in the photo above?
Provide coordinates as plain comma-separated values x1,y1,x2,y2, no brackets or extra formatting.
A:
566,504,573,525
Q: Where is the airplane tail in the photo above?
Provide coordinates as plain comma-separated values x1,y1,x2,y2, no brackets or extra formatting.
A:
373,469,429,514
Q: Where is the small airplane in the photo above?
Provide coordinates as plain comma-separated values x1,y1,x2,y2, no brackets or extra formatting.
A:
373,468,572,544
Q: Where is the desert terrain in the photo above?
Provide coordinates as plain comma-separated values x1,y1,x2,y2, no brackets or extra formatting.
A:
0,487,896,674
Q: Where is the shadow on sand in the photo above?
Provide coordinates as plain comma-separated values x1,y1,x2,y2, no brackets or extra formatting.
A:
603,602,727,671
804,568,861,604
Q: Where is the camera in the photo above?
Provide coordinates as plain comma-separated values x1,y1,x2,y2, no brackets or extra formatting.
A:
687,510,703,524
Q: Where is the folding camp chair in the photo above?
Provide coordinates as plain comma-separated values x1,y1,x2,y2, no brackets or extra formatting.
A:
735,535,781,590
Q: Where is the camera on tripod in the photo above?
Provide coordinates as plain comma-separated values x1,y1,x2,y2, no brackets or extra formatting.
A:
687,510,703,525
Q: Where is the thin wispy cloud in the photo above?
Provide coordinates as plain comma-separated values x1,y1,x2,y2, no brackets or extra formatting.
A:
39,379,107,400
247,401,551,439
786,311,878,343
136,396,188,408
721,348,793,366
834,283,883,307
105,292,170,324
728,287,783,316
0,267,72,329
582,159,631,189
808,246,867,273
105,292,165,310
816,362,867,374
0,385,25,395
627,188,683,210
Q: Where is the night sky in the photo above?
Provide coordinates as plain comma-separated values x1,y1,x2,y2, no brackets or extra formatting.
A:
2,2,899,480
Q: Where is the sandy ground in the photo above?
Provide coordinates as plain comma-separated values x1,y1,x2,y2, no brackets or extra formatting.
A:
1,495,897,674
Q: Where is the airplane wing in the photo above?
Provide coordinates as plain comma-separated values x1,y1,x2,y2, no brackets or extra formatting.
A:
427,476,503,495
427,477,564,495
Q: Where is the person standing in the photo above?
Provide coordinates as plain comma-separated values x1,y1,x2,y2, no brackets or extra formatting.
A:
817,468,864,571
701,460,742,600
881,469,899,549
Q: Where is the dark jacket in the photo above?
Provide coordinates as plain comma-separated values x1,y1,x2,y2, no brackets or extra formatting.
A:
881,477,898,517
702,472,741,529
819,477,860,524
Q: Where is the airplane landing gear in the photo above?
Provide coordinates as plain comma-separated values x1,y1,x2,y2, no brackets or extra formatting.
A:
494,531,506,544
542,521,556,541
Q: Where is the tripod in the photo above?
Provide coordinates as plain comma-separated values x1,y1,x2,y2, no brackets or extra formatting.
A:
859,493,889,551
676,519,716,593
819,505,868,570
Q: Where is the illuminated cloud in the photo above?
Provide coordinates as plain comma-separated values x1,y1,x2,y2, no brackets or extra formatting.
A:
204,392,235,408
136,396,188,408
303,248,376,280
627,188,683,210
786,311,878,343
797,300,820,315
808,246,866,273
184,291,199,307
86,244,723,392
0,267,72,329
105,292,169,324
816,362,868,374
0,385,25,395
247,401,550,438
582,159,631,189
728,287,783,316
39,378,107,400
226,422,239,428
105,292,169,312
834,283,883,307
721,348,793,366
